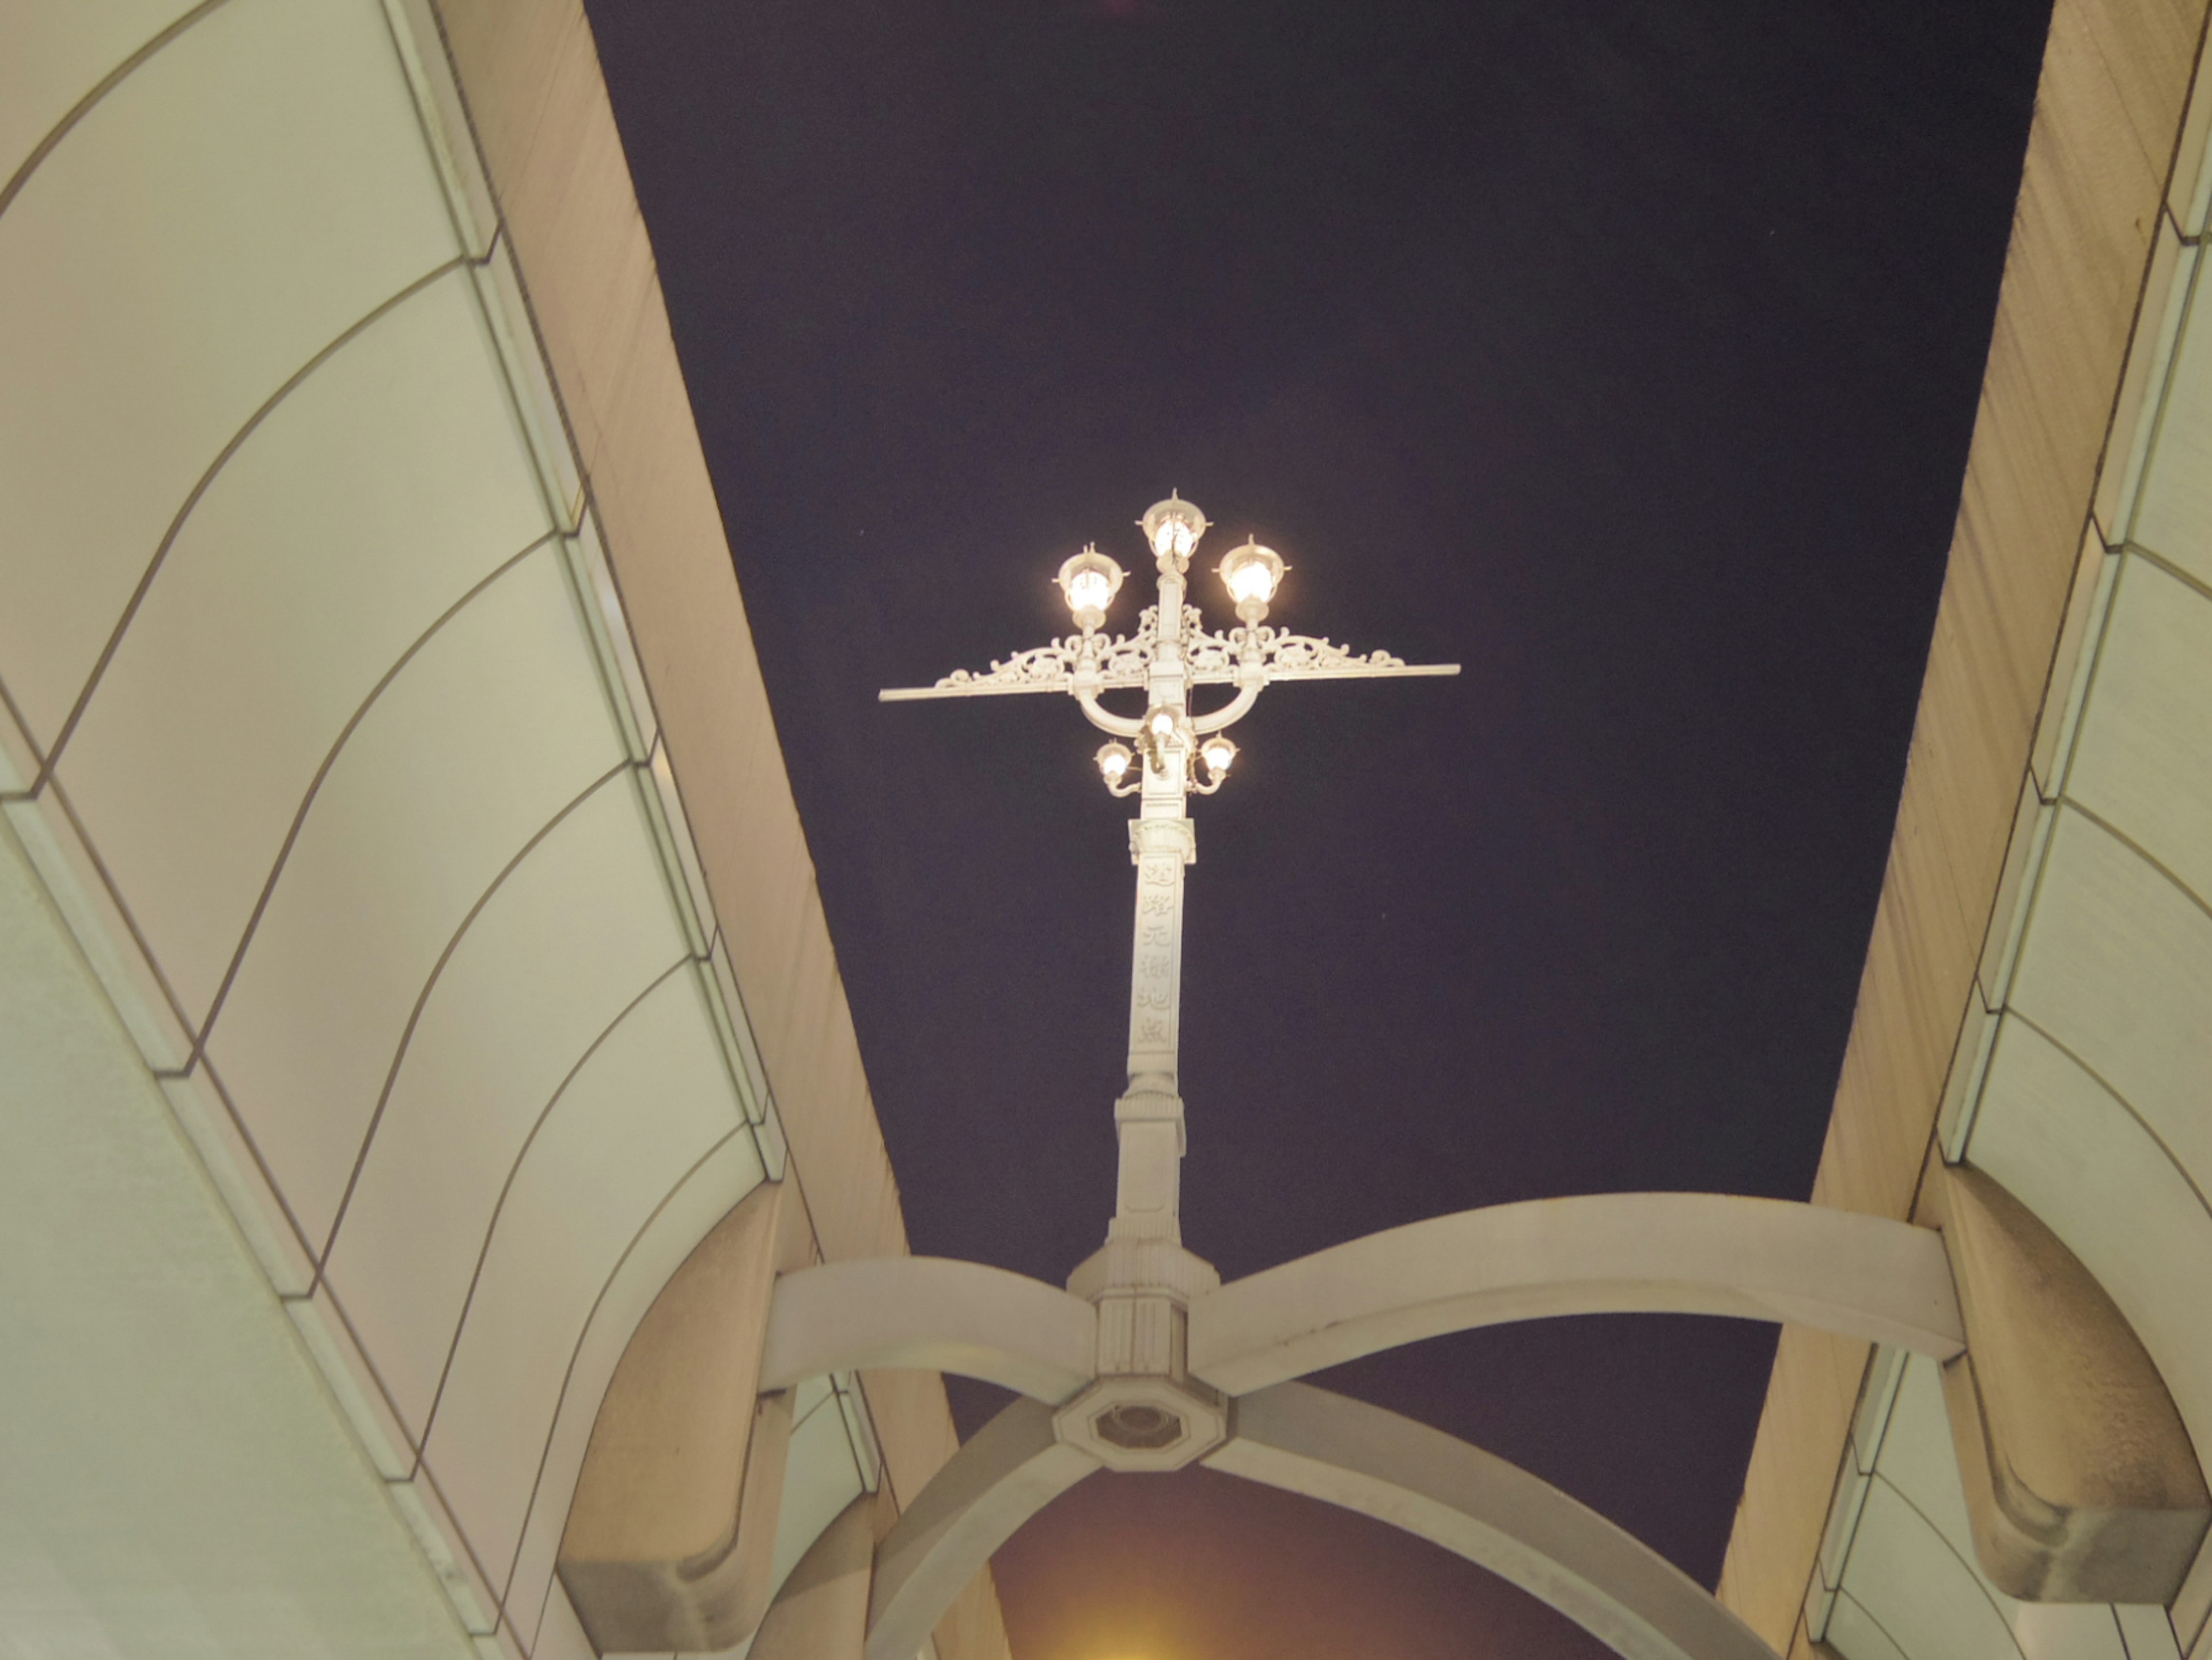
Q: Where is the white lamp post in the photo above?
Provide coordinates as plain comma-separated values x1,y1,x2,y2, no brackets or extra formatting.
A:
881,493,1460,1451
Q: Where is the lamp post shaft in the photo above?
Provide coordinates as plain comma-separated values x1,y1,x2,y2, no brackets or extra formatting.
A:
1114,557,1193,1245
875,491,1458,1294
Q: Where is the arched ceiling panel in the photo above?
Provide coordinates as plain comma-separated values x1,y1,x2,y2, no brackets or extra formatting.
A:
0,0,459,746
324,769,690,1433
58,269,552,1020
206,547,627,1246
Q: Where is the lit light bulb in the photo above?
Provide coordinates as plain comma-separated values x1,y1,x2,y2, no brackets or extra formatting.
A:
1139,494,1209,565
1055,547,1126,627
1200,735,1237,776
1096,742,1133,782
1218,540,1285,611
1149,709,1177,738
1066,568,1113,614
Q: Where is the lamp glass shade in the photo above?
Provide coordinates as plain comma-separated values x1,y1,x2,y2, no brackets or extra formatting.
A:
1055,548,1126,619
1219,540,1284,606
1067,568,1114,613
1141,494,1208,561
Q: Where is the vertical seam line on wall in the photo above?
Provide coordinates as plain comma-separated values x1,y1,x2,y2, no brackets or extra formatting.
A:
2049,512,2128,807
2044,792,2212,938
313,760,630,1284
402,0,794,1124
1813,1353,1907,1644
505,1125,756,1623
0,0,237,223
1947,791,2063,1159
2001,1007,2212,1232
408,3,609,581
2050,797,2212,938
2126,540,2212,608
191,1053,320,1295
408,1453,512,1644
1869,1470,2032,1660
286,1235,425,1470
2077,0,2212,561
32,258,469,793
411,953,692,1480
2160,10,2212,251
1833,1586,1915,1660
0,671,40,791
39,777,200,1062
2115,236,2207,554
374,0,490,264
1778,1378,1874,1659
191,532,556,1060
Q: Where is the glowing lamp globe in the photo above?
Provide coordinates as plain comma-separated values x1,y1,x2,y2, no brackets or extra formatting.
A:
1218,539,1286,620
1139,493,1209,566
1056,547,1126,630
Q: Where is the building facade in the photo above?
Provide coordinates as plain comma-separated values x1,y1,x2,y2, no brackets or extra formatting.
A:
2,2,2210,1659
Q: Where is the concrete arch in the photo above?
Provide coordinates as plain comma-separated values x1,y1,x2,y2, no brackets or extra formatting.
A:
1209,1383,1779,1660
1187,1192,1964,1394
770,1197,1959,1658
764,1197,1962,1408
762,1257,1097,1403
864,1398,1098,1660
859,1385,1777,1660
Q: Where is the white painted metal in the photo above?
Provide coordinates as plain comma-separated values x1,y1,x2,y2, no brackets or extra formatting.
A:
760,1258,1096,1402
880,499,1457,1261
1187,1192,1965,1395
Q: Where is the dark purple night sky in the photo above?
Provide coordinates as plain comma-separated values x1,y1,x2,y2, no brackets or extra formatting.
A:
580,3,2051,1655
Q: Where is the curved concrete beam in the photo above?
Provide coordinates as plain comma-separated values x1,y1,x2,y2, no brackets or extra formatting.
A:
865,1398,1098,1660
1190,1192,1962,1394
1210,1383,1779,1660
762,1257,1096,1402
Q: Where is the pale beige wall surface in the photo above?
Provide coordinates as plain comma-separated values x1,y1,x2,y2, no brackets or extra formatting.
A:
1717,2,2212,1654
0,812,479,1660
423,0,915,1279
414,0,1011,1651
0,3,1010,1658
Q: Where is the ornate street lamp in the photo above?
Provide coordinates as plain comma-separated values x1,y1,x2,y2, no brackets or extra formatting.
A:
881,493,1458,1309
787,491,1963,1660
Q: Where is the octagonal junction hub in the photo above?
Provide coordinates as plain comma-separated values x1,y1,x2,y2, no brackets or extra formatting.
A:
1052,1372,1230,1473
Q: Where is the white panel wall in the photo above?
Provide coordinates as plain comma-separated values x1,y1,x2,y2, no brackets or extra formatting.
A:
0,811,474,1660
0,5,846,1658
0,0,460,751
1819,73,2212,1660
1813,1354,2168,1660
